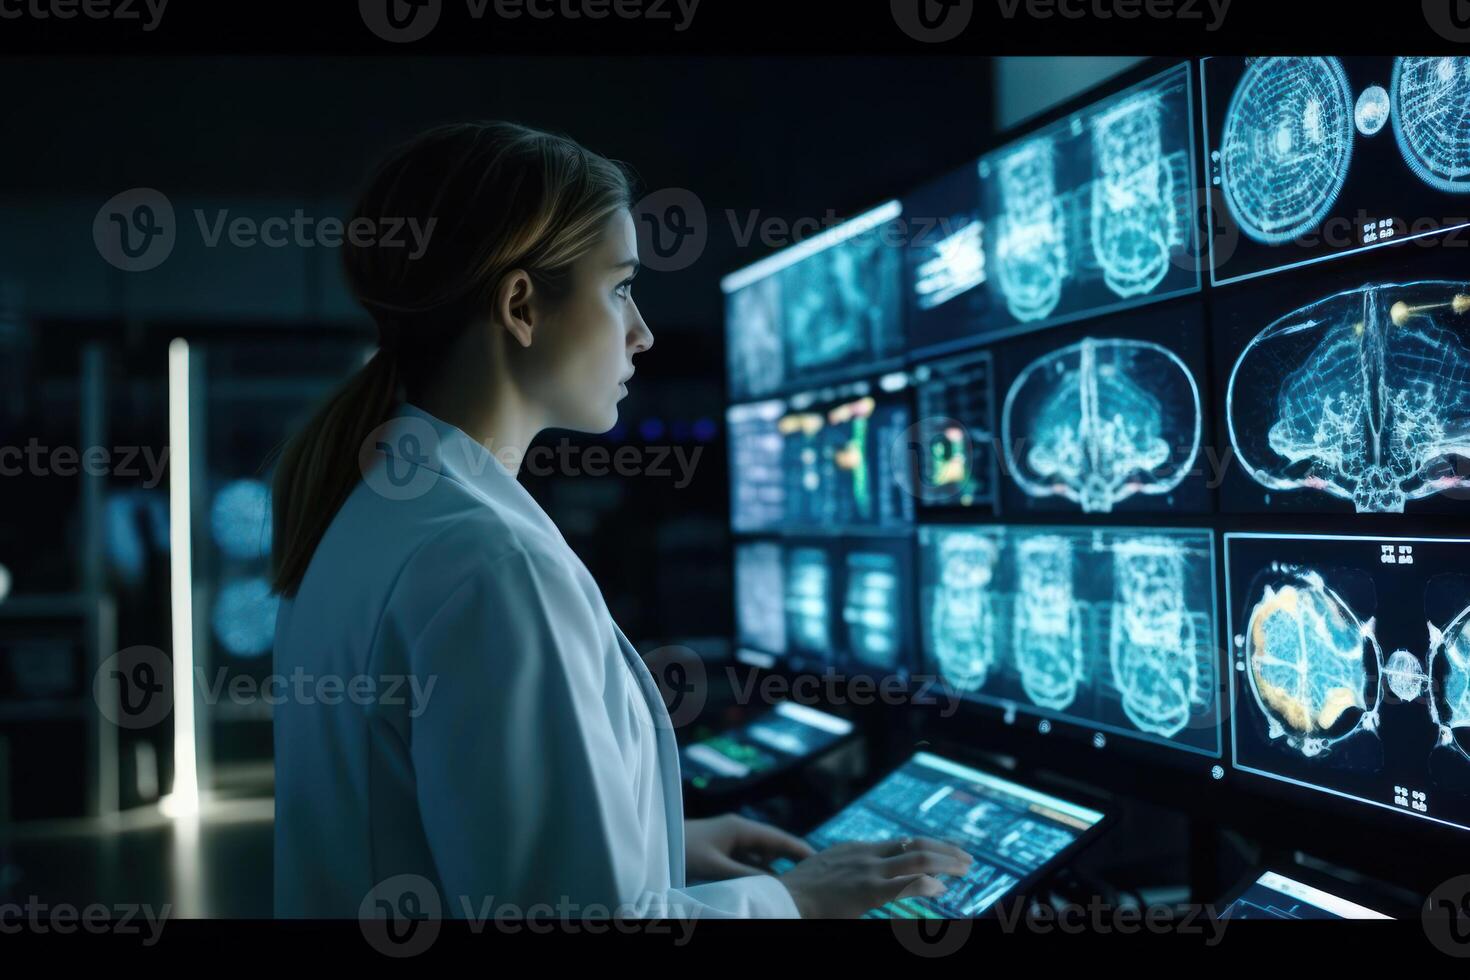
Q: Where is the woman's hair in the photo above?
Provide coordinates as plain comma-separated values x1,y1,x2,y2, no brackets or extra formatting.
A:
270,121,634,596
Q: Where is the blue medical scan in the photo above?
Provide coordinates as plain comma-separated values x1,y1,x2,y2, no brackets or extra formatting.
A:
1202,57,1470,286
727,376,916,533
1215,251,1470,514
919,525,1221,756
909,350,998,511
933,61,1198,353
996,303,1211,515
723,201,905,399
904,161,991,356
1220,871,1392,920
1226,534,1470,834
770,752,1106,919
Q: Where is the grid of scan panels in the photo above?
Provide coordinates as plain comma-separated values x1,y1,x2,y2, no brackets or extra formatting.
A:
723,56,1470,835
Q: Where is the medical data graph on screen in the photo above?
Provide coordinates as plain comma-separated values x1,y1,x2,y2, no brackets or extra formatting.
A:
727,375,915,534
919,525,1222,756
1226,534,1470,834
909,61,1200,357
1202,56,1470,286
723,201,905,400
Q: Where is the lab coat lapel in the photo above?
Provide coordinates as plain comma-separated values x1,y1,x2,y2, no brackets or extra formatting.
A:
610,619,688,885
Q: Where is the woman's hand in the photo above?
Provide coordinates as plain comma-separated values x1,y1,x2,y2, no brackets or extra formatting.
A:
776,837,974,918
685,814,815,881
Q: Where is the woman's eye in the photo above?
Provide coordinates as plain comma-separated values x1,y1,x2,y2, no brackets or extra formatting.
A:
616,281,634,300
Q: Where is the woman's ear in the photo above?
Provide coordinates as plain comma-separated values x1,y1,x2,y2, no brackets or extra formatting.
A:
493,269,536,348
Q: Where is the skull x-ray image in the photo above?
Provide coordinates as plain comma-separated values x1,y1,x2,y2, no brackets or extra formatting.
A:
1003,337,1201,514
1227,534,1470,835
1226,280,1470,513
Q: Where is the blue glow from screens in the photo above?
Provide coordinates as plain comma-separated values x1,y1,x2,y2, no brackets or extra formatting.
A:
1355,85,1390,137
778,753,1103,919
735,541,786,657
1003,338,1201,514
1226,280,1470,513
210,479,272,562
1392,57,1470,194
785,546,833,661
1220,57,1354,245
211,576,280,658
914,218,985,310
692,417,717,442
639,418,666,441
921,525,1220,755
843,550,902,670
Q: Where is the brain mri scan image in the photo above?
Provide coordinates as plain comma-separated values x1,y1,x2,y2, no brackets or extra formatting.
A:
1241,565,1382,758
1004,338,1202,513
1227,534,1470,834
1392,57,1470,194
1220,57,1355,245
920,525,1220,756
1226,280,1470,513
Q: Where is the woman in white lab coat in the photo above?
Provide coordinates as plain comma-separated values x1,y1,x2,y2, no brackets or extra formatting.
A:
269,121,970,921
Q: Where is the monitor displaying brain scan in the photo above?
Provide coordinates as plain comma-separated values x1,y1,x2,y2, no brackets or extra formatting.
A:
919,525,1221,757
996,302,1211,515
1215,250,1470,514
1227,534,1470,834
1202,56,1470,286
907,62,1199,357
723,201,905,399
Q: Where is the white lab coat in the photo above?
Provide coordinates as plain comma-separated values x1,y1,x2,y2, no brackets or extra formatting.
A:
273,402,799,919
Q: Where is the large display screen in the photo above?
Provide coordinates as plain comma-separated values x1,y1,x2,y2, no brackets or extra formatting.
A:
1213,246,1470,515
909,61,1200,356
1226,533,1470,834
1202,56,1470,286
723,201,906,400
919,525,1222,757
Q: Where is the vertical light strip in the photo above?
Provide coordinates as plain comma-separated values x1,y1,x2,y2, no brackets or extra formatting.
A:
164,338,199,818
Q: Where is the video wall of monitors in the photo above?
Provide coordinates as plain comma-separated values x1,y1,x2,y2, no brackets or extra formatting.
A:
1202,56,1470,286
1226,534,1470,833
722,56,1470,836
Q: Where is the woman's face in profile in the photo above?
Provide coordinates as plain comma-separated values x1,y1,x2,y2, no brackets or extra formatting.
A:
527,208,655,433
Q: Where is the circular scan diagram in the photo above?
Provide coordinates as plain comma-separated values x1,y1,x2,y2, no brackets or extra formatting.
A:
1220,57,1355,245
1392,57,1470,194
1241,564,1383,758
